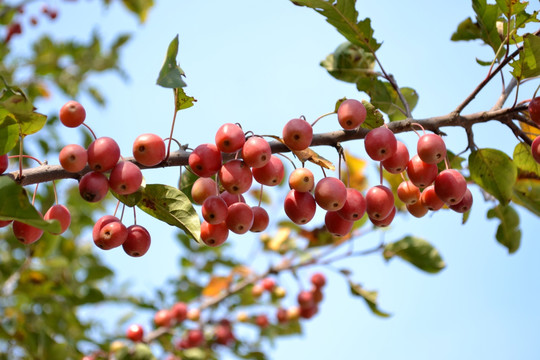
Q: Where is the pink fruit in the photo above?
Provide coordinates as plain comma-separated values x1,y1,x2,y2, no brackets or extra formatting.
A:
126,324,144,342
364,127,397,161
284,189,317,225
406,155,438,188
59,100,86,128
417,133,447,164
218,160,253,194
381,140,409,174
397,180,421,205
87,137,120,172
314,177,347,211
215,123,245,153
109,161,143,195
282,118,313,151
201,196,229,224
188,143,222,178
288,167,315,192
250,206,269,232
201,221,229,247
79,171,109,202
450,187,473,213
252,155,284,186
13,218,44,245
420,185,444,211
132,133,166,166
532,136,540,164
325,211,354,236
59,144,87,173
337,188,366,221
44,204,71,235
0,153,9,174
365,185,394,220
370,206,396,227
434,169,467,205
191,177,218,205
94,220,127,250
226,202,254,234
242,136,271,168
337,99,366,130
122,225,151,257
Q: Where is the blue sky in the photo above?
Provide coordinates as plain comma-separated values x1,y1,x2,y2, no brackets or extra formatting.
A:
15,0,540,359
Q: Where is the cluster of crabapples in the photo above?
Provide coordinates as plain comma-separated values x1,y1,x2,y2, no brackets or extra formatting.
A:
121,273,327,353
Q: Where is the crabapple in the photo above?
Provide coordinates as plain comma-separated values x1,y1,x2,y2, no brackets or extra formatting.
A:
188,143,222,178
187,308,201,321
311,273,326,288
126,324,144,342
364,127,397,161
337,188,366,221
381,140,409,174
201,221,229,247
250,206,269,232
282,118,313,151
132,133,166,166
276,308,288,324
44,204,71,235
154,309,173,328
284,189,317,225
251,284,264,298
218,160,253,194
450,187,473,213
370,206,396,227
215,123,245,153
287,306,301,321
434,169,467,205
365,185,394,220
314,177,347,211
261,277,276,292
406,201,429,218
79,171,109,202
59,144,87,173
252,155,284,186
0,220,13,228
300,304,319,319
220,191,245,207
191,177,218,205
186,329,204,347
226,202,254,234
337,99,366,130
122,225,151,257
109,161,143,195
397,180,421,205
325,211,354,236
202,196,228,224
59,100,86,128
417,133,447,164
288,167,315,192
406,155,438,188
241,136,271,168
297,290,315,309
13,218,44,244
255,314,269,328
528,97,540,125
420,185,444,211
171,302,188,323
94,220,128,250
0,153,9,174
87,137,120,172
531,136,540,164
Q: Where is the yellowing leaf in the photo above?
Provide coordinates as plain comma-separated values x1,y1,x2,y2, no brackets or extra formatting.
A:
292,148,335,170
342,150,368,191
231,265,253,278
202,276,232,297
519,121,540,140
267,227,291,252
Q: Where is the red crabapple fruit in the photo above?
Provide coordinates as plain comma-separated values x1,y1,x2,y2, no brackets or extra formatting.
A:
364,127,397,161
406,201,429,218
420,185,444,211
365,185,394,220
191,177,218,205
434,169,467,205
337,99,366,130
87,137,120,172
154,309,173,328
201,221,229,247
94,219,127,250
528,97,540,125
220,191,245,207
250,206,269,232
337,188,366,221
314,177,347,211
310,273,326,288
406,155,438,188
44,204,71,235
531,136,540,164
284,189,316,225
381,140,409,174
370,206,396,227
13,218,44,244
288,167,315,192
325,211,354,236
123,225,151,257
218,160,253,194
282,118,313,151
132,133,166,166
109,161,143,195
417,133,447,164
126,324,144,342
215,123,245,153
201,196,229,224
397,180,421,205
226,202,254,234
79,171,109,202
0,153,9,174
242,136,271,168
59,100,86,128
449,187,473,213
252,155,284,186
188,143,222,178
59,144,87,173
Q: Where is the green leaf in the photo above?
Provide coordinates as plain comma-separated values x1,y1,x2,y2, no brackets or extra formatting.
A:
513,142,540,177
388,87,419,121
487,204,521,253
0,109,19,154
512,178,540,216
0,177,61,233
136,183,201,243
451,17,482,41
291,0,381,52
361,100,384,129
471,0,503,55
156,35,187,89
469,148,517,205
175,87,197,111
121,0,155,23
0,84,47,137
320,41,376,83
349,281,391,317
357,79,417,120
112,184,144,207
383,236,446,274
178,169,199,203
510,33,540,80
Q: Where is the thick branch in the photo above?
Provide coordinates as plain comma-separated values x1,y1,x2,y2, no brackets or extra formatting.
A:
5,104,532,187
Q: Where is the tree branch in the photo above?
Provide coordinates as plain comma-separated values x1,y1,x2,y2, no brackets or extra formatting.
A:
4,104,533,187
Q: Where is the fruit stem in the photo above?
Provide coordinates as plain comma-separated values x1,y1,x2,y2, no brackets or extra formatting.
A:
120,203,126,222
52,180,58,205
410,122,425,137
379,163,383,185
275,152,297,170
10,154,44,166
310,111,336,128
165,97,179,161
444,156,450,170
113,200,121,218
258,183,263,207
32,183,39,205
133,207,137,225
82,123,97,141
